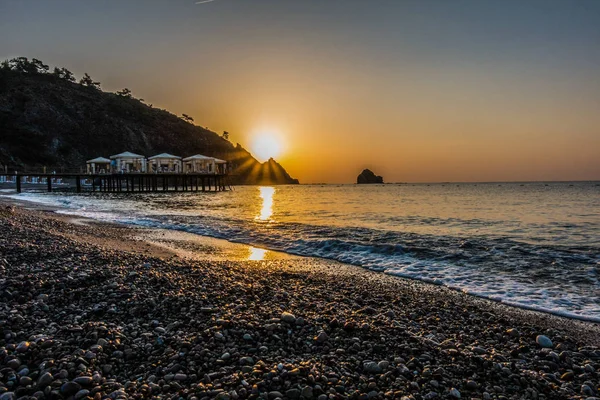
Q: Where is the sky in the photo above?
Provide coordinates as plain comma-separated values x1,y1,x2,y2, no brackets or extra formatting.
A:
1,0,599,183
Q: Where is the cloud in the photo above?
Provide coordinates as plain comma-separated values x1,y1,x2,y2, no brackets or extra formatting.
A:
196,0,216,4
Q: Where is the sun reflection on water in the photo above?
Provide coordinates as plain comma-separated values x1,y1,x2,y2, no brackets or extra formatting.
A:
248,246,267,260
256,186,275,221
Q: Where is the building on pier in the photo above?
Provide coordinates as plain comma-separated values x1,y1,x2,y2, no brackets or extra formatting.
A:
213,158,228,174
86,157,111,174
110,152,147,173
148,153,182,173
183,154,218,174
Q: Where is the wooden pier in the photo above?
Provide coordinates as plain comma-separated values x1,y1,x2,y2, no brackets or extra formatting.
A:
0,173,230,193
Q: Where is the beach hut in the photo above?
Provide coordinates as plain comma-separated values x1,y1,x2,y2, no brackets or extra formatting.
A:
110,151,147,173
148,153,182,173
86,157,111,174
213,158,228,174
183,154,217,173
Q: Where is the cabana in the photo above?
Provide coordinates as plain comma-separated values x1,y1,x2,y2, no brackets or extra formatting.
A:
148,153,182,173
86,157,111,174
213,158,228,174
183,154,217,174
110,151,147,173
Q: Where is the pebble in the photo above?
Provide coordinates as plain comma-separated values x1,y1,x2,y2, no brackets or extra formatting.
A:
281,312,296,323
536,335,553,348
15,341,29,353
60,382,81,396
37,372,53,387
0,208,598,400
363,362,382,374
315,331,328,343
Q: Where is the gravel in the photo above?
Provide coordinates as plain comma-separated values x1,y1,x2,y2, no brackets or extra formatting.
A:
1,206,600,399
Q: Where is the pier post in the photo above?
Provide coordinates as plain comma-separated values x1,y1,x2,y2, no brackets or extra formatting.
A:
16,175,21,193
201,177,205,192
76,176,81,193
47,176,52,192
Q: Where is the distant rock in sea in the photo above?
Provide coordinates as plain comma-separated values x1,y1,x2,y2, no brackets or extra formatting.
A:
357,169,383,184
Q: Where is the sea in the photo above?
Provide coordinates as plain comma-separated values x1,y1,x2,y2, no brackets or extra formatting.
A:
5,182,600,322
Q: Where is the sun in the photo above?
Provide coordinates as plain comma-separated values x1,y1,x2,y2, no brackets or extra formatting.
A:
250,132,284,161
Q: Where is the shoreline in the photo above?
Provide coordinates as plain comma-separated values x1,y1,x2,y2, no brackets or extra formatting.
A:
2,194,599,327
1,202,600,398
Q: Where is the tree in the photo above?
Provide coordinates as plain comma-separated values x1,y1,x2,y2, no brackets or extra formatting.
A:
222,131,230,140
80,73,101,89
181,113,194,123
117,88,132,98
9,57,37,74
31,58,49,74
52,67,76,82
0,60,10,70
60,67,76,82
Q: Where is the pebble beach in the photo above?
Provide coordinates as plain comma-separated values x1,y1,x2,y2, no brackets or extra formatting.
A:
1,205,600,400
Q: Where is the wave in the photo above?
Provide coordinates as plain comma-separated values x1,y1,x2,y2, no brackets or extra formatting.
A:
5,191,600,323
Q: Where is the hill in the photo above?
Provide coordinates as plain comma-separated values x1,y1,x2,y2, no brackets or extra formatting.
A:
0,58,299,185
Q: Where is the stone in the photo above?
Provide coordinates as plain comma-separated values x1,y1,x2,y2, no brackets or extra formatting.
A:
560,371,574,381
281,312,296,323
536,335,553,348
315,331,328,343
74,389,90,400
301,386,314,398
363,362,383,374
37,372,53,387
286,389,301,399
449,388,461,398
6,359,20,370
378,361,390,370
73,376,94,387
16,342,30,353
60,382,81,396
507,328,520,337
0,393,15,400
357,169,383,184
581,385,594,396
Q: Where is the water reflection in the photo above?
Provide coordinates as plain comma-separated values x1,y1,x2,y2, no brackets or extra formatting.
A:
256,186,275,221
248,246,267,260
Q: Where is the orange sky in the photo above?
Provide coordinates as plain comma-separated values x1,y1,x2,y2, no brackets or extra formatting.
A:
1,1,599,183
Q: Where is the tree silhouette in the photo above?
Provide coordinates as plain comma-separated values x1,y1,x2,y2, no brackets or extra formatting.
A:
9,57,37,74
60,68,75,82
80,73,101,89
222,131,230,140
181,113,194,123
117,88,132,98
31,58,49,74
52,67,76,82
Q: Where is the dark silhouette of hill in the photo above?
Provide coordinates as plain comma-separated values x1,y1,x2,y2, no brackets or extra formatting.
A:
0,58,299,185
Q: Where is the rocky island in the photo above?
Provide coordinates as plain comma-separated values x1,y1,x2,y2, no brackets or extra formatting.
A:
357,169,384,184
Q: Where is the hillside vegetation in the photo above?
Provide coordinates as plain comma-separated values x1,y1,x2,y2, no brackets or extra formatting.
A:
0,57,299,184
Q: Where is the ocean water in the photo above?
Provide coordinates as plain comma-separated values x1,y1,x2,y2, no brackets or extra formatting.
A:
6,182,600,321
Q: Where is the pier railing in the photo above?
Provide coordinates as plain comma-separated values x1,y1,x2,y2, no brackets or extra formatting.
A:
0,172,230,193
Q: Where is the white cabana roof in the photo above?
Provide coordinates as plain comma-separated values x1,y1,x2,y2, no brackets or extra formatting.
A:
148,153,181,160
110,151,145,159
86,157,111,163
213,158,227,164
183,154,214,161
